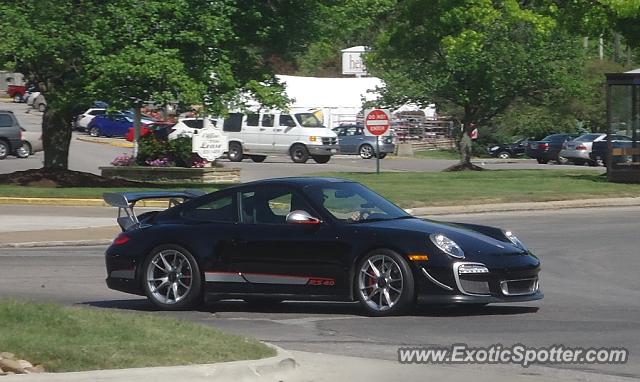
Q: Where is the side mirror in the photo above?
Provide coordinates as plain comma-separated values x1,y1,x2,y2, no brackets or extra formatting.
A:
286,210,321,225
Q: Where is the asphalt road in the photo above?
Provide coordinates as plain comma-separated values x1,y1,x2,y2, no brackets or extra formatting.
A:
0,206,637,380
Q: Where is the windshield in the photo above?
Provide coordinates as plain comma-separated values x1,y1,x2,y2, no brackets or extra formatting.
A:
295,113,323,128
304,182,411,223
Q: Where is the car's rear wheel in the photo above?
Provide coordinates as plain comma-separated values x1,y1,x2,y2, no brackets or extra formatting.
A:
37,103,46,112
13,94,22,103
290,144,309,163
355,250,414,316
497,151,511,159
16,142,31,158
536,158,548,164
142,245,202,310
250,155,266,163
556,155,569,165
312,155,331,164
0,141,8,160
228,142,243,162
359,144,374,159
89,127,100,137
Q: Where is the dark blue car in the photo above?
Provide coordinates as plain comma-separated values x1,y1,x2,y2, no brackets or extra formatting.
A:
87,114,134,137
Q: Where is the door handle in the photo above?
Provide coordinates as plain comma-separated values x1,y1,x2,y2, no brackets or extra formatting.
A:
274,129,282,132
357,137,364,140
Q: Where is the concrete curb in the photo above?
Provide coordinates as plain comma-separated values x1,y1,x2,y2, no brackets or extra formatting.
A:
0,239,112,248
76,135,134,148
2,343,297,381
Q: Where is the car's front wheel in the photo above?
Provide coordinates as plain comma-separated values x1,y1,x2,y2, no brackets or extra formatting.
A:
16,142,31,158
497,151,511,159
355,250,414,316
142,245,202,310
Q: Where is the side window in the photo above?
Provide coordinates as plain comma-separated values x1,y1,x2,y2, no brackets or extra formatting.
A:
345,127,357,136
262,114,274,127
0,114,13,127
279,114,295,128
240,187,312,224
335,128,346,136
91,110,106,116
223,113,243,132
181,194,236,223
355,127,364,136
246,114,259,127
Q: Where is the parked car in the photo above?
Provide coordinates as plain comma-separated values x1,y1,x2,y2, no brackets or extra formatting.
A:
15,127,43,158
332,124,395,159
559,133,608,166
214,111,338,164
589,135,634,166
74,108,107,131
125,122,176,142
526,133,579,164
87,114,138,137
486,138,529,159
7,85,26,103
0,110,24,159
102,178,542,315
167,118,206,140
26,92,47,112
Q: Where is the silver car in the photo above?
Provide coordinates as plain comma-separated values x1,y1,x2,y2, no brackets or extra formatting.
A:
559,133,607,166
332,124,395,159
16,127,43,158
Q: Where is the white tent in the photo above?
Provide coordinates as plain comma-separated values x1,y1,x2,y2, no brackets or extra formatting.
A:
275,75,383,127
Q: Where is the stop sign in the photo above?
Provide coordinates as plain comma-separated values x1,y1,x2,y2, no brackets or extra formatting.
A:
364,109,391,136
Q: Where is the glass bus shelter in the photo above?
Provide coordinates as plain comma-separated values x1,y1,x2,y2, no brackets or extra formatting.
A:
606,69,640,183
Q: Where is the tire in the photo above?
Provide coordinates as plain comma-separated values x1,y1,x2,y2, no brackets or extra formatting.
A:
13,94,22,103
0,140,8,160
359,144,374,159
312,155,331,164
497,151,511,159
16,142,31,158
250,155,266,163
37,103,46,112
355,249,415,317
536,158,548,164
556,155,569,165
89,127,100,137
142,245,202,311
290,144,309,163
376,153,387,159
228,142,243,162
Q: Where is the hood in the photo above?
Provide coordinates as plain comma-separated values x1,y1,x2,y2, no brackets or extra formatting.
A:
360,217,524,256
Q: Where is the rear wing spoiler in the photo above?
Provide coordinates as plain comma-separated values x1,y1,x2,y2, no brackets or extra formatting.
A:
103,190,206,231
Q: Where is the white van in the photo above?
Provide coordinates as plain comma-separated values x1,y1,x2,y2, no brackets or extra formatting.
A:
215,111,339,163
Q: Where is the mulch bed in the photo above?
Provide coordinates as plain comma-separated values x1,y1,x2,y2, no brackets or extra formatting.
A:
0,168,153,187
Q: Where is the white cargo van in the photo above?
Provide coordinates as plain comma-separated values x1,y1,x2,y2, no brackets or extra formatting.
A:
215,111,339,163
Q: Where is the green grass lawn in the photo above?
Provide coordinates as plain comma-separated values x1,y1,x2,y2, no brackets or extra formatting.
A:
319,170,640,207
0,300,274,372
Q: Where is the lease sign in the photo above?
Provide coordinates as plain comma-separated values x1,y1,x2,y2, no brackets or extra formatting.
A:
364,109,391,136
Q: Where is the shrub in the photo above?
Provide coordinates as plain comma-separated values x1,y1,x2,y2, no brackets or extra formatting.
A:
132,135,210,168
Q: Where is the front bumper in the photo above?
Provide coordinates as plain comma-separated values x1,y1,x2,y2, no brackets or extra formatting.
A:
308,144,339,156
416,260,542,304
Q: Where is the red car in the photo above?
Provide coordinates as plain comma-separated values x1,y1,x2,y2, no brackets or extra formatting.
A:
7,85,26,103
125,122,176,142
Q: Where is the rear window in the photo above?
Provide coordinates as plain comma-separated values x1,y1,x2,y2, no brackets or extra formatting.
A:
183,119,204,129
575,134,603,142
89,109,106,116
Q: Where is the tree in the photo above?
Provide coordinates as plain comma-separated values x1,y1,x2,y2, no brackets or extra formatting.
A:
0,1,316,170
367,0,584,169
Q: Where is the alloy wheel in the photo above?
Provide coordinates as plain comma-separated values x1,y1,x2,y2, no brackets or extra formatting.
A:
146,249,193,305
358,254,404,312
359,144,373,159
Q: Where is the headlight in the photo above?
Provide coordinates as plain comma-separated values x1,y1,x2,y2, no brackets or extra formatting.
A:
429,233,465,258
490,146,499,151
504,230,527,250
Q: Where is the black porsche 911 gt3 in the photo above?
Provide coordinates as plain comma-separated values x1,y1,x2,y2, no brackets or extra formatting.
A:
103,177,542,316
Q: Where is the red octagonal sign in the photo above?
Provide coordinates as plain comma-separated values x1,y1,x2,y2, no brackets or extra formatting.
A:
364,109,390,136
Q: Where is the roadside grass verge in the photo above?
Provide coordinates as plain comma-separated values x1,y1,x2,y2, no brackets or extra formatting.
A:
0,300,275,372
0,183,223,199
318,170,640,207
